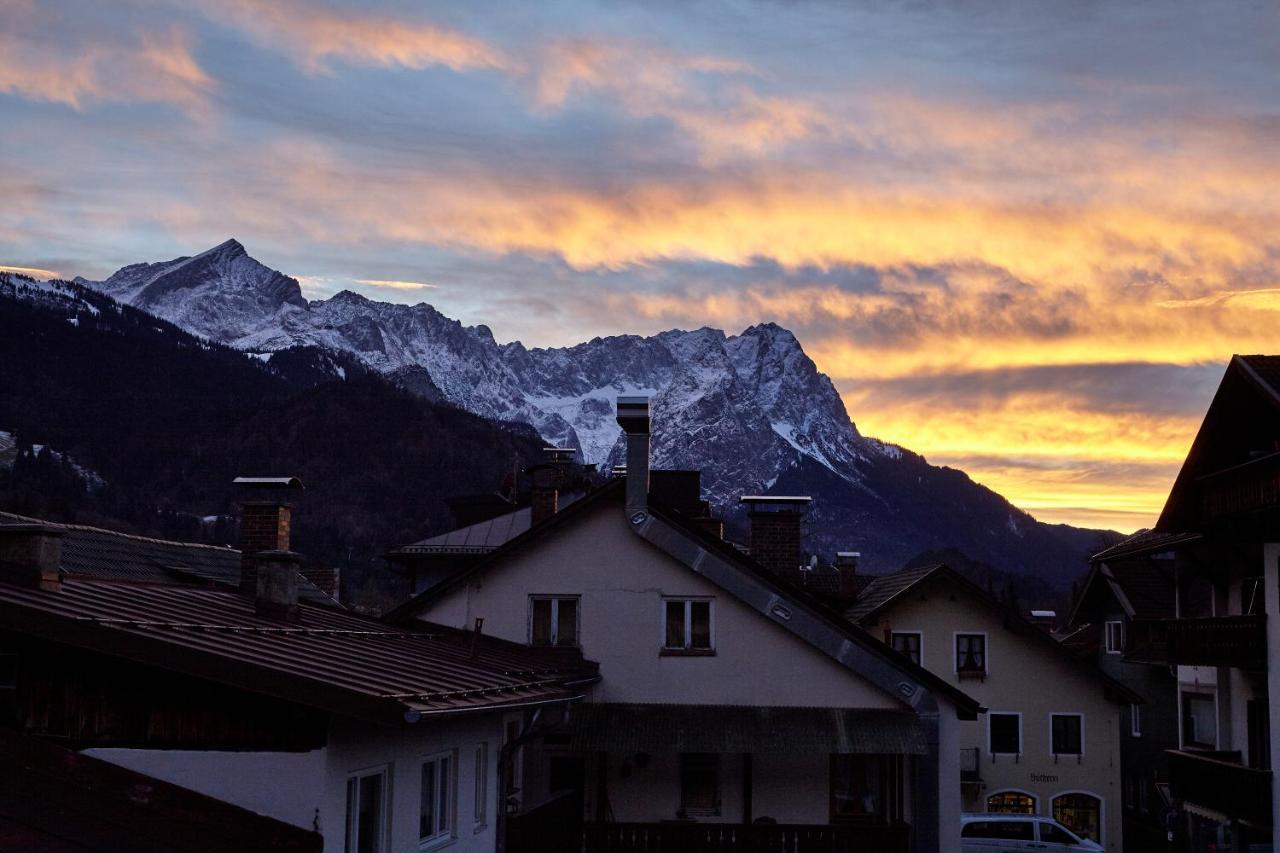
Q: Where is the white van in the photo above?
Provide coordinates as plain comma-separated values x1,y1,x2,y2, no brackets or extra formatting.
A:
961,813,1104,852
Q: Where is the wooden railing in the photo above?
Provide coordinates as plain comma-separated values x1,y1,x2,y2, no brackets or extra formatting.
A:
1201,451,1280,519
1125,615,1266,669
583,821,911,853
1168,750,1273,827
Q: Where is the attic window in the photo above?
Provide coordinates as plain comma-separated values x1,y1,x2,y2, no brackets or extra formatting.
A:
663,598,714,654
529,596,579,647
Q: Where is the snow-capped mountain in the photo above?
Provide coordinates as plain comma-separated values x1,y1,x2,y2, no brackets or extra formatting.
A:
68,240,1110,580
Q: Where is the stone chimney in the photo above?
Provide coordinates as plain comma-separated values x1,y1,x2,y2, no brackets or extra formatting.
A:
234,476,303,596
529,463,560,527
740,496,812,581
0,523,65,592
615,397,651,518
836,551,861,599
254,549,301,619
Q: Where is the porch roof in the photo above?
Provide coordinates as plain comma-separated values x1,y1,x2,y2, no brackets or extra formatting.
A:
567,703,928,755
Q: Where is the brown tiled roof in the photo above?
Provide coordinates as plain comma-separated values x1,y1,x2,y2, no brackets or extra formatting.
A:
0,577,598,724
843,565,941,623
0,727,321,852
0,511,339,608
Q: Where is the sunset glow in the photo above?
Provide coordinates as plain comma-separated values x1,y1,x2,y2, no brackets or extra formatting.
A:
3,0,1275,532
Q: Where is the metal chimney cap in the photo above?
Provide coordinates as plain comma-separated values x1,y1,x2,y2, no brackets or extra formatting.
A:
233,476,304,489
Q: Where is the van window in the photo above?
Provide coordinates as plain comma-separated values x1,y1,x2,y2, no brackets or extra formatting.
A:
1039,822,1080,844
962,820,1035,840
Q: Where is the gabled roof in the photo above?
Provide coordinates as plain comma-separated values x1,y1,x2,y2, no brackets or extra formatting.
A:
394,505,534,555
0,576,598,725
391,478,983,719
844,565,939,623
1156,354,1280,531
1091,528,1201,563
0,510,340,607
1070,538,1179,625
844,564,1143,705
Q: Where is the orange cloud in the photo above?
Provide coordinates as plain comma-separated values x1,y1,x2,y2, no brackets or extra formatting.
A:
191,0,509,73
0,17,214,116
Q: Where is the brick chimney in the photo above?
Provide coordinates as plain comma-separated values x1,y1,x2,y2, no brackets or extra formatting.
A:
740,496,812,581
542,446,576,489
234,476,303,595
836,551,861,599
616,397,650,518
529,463,559,527
0,523,64,592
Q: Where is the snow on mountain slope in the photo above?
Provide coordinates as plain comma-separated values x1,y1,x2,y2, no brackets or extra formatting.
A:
64,241,1110,582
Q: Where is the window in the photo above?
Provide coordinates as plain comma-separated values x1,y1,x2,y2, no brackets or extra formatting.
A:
1039,821,1082,845
344,767,387,853
1053,793,1102,843
678,753,720,815
830,755,901,821
419,752,455,848
663,598,713,652
987,791,1036,814
1182,692,1216,749
1051,714,1083,756
1104,621,1124,654
962,820,1034,840
955,633,987,675
989,713,1021,755
473,743,488,828
890,631,922,665
530,596,578,647
1129,704,1142,737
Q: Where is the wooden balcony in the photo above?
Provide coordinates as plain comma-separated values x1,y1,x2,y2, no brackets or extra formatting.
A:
581,821,911,853
1125,615,1266,669
1200,451,1280,520
1168,750,1273,828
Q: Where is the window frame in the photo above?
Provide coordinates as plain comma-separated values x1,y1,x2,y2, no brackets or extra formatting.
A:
661,597,715,654
344,764,390,853
890,630,923,665
954,632,988,676
986,790,1037,815
1051,790,1104,846
1104,621,1124,654
987,711,1023,757
473,742,488,830
1180,690,1217,750
1049,713,1085,757
1129,703,1142,738
528,595,580,647
418,750,457,850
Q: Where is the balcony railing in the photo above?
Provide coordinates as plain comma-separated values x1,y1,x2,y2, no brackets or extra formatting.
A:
582,821,911,853
1125,615,1266,669
960,747,981,783
1168,750,1273,827
1200,451,1280,519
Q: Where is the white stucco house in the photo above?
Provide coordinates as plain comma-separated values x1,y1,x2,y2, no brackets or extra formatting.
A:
390,397,983,853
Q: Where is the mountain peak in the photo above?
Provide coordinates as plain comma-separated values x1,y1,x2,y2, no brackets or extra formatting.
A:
209,237,245,256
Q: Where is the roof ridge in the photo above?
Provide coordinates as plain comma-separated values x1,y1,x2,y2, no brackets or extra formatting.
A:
0,510,237,554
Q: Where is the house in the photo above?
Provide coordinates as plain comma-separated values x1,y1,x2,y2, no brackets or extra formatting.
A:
1108,355,1280,852
1068,531,1182,852
390,397,984,853
846,563,1140,851
0,479,597,853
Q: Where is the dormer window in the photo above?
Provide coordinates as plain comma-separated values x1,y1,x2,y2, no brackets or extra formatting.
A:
529,596,579,647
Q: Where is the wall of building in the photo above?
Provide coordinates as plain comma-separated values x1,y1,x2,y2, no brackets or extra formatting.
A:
82,747,328,829
870,579,1123,852
90,712,504,853
420,494,900,710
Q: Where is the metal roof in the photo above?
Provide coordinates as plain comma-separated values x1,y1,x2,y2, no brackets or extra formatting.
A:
232,476,304,488
568,703,928,755
0,577,597,724
0,511,339,607
395,491,588,556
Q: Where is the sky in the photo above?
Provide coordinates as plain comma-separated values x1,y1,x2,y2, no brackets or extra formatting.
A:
3,0,1278,533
